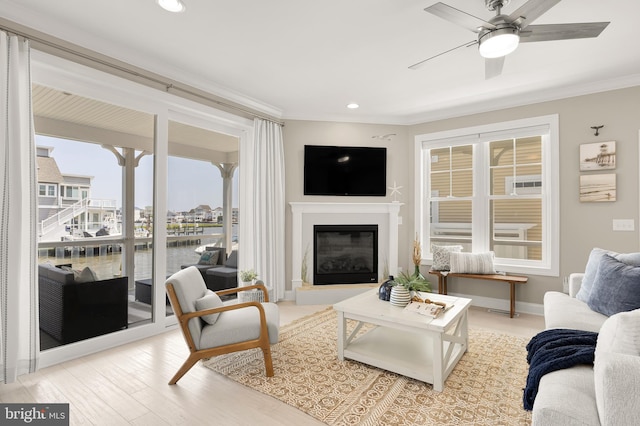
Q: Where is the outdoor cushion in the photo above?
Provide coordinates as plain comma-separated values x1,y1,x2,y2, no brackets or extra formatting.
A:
198,250,220,265
61,265,98,283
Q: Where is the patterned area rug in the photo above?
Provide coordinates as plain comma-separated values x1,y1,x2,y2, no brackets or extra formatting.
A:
203,308,532,425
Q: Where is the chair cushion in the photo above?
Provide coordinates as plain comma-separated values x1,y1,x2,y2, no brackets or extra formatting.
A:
195,290,224,324
587,254,640,316
198,250,220,265
449,251,496,274
166,267,209,344
431,245,463,271
198,302,279,350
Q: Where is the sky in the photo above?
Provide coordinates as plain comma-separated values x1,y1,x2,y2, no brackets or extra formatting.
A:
37,135,239,211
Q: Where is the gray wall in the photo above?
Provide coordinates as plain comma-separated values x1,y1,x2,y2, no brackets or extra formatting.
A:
283,85,640,307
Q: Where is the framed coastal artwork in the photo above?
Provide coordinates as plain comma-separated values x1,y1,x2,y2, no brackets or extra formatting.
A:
580,141,616,171
580,173,616,202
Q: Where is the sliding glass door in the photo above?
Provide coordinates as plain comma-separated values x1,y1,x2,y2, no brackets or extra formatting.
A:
34,84,157,349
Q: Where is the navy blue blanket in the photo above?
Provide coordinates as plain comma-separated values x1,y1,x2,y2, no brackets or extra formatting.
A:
523,328,598,410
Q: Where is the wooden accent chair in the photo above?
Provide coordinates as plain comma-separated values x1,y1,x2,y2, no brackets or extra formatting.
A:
165,266,279,385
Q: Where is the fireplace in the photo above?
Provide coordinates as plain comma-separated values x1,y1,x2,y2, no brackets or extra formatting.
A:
313,224,378,285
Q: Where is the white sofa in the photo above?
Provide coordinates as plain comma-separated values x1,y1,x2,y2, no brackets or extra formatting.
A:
534,273,640,425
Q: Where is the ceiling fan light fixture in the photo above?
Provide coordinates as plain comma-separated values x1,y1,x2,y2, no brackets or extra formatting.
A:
478,27,519,58
157,0,186,13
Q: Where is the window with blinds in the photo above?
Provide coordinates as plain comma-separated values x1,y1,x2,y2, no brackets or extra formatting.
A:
415,115,559,276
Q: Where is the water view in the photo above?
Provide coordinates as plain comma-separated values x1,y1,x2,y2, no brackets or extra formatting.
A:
38,225,237,282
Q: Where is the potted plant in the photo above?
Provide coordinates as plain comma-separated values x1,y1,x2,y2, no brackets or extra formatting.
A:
389,271,431,307
239,269,258,286
393,271,431,293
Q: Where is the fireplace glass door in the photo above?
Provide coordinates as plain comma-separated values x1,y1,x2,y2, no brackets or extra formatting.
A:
313,224,378,284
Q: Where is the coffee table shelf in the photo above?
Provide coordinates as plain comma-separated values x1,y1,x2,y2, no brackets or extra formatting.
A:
334,289,471,391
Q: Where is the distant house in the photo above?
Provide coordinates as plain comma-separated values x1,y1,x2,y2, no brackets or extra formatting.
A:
36,146,66,224
166,210,178,223
36,146,118,241
211,207,223,223
191,204,212,222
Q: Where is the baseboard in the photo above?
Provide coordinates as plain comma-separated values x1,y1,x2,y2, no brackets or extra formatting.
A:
447,291,544,316
285,288,543,316
294,284,378,305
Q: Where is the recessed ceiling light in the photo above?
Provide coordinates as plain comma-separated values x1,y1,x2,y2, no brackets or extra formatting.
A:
157,0,186,13
346,103,359,109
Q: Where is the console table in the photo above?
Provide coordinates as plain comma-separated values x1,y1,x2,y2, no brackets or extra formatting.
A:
428,270,528,318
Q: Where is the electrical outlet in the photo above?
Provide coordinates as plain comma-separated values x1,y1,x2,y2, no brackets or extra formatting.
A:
613,219,635,231
562,276,569,293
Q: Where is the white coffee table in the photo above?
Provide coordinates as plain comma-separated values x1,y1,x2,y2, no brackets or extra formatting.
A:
333,289,471,392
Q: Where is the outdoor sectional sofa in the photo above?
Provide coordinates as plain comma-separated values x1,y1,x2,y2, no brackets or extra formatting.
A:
38,263,128,344
532,248,640,425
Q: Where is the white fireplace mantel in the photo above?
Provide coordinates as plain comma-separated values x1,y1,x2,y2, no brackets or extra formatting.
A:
290,202,403,296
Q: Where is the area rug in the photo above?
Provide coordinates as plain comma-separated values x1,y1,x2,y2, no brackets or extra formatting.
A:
203,308,532,426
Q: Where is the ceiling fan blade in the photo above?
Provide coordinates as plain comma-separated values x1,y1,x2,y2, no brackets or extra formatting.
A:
485,56,505,79
409,40,477,70
425,2,495,33
508,0,562,29
520,22,610,42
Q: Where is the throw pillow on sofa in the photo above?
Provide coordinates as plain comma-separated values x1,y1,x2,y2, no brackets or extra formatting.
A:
587,254,640,316
577,247,640,302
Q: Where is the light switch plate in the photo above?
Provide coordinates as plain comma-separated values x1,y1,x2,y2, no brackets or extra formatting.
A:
613,219,635,231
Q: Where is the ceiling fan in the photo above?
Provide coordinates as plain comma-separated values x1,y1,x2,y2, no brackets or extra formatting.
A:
409,0,610,78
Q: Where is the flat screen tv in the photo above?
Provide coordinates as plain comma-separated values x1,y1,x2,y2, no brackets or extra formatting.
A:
304,145,387,196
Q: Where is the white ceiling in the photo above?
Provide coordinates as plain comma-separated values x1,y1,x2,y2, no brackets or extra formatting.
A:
2,0,640,124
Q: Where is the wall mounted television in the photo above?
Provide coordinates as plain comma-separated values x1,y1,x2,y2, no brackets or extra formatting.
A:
304,145,387,196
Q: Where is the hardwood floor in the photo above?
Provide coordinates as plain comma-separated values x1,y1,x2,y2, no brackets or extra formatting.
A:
1,301,544,425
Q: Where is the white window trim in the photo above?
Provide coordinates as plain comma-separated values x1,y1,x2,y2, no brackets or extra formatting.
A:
414,115,559,277
39,183,57,197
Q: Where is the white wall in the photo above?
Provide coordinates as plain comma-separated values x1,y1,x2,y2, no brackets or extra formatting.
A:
284,86,640,306
283,121,409,291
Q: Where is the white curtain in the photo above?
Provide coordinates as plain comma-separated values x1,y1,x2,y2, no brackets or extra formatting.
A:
241,119,286,301
0,31,39,383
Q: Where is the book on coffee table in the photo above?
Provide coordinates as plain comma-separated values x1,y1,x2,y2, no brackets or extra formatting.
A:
404,300,452,318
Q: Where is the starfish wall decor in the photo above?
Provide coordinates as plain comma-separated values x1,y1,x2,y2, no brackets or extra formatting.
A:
389,181,403,202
